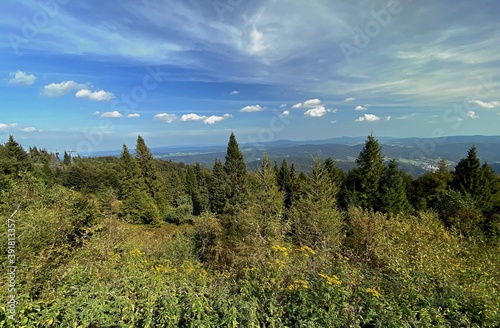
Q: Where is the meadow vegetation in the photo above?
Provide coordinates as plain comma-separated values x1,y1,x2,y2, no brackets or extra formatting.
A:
1,133,499,327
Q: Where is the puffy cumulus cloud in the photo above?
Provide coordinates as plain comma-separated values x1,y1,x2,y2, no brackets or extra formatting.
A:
467,111,479,119
279,110,290,117
230,90,239,95
42,81,88,97
355,114,381,122
468,99,500,109
181,113,207,121
203,114,231,125
0,123,18,131
240,104,264,112
127,113,140,118
8,70,36,86
154,113,178,123
0,123,37,133
304,98,321,107
355,105,367,111
76,89,115,101
304,105,327,117
101,111,123,118
344,97,356,102
291,103,302,109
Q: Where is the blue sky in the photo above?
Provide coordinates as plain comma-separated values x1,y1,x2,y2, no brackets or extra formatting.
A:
1,0,499,153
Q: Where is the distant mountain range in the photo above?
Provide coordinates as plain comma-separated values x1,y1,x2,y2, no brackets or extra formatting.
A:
91,135,500,176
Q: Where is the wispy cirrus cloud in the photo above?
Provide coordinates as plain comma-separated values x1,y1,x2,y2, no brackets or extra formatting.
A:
468,100,500,109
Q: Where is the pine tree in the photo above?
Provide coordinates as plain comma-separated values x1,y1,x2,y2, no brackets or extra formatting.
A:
135,136,166,214
323,157,345,187
355,134,385,210
118,144,160,225
452,146,483,197
209,158,227,215
223,132,248,215
277,159,293,209
194,162,210,213
380,159,412,215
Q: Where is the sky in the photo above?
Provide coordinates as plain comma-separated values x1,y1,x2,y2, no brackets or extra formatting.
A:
1,0,500,153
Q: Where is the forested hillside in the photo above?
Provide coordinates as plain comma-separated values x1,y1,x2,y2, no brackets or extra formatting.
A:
1,133,499,327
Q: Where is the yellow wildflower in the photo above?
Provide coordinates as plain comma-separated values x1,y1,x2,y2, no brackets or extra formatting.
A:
318,273,341,285
296,245,316,256
129,249,145,256
271,245,289,256
365,288,381,298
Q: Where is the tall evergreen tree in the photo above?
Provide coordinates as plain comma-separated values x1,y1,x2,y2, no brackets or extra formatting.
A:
3,135,33,175
118,144,160,225
355,134,385,210
209,158,227,215
247,152,285,243
323,157,345,187
63,151,72,166
277,159,293,209
194,162,210,213
186,166,202,215
380,159,412,215
452,146,483,197
223,132,248,215
291,160,343,251
135,136,166,214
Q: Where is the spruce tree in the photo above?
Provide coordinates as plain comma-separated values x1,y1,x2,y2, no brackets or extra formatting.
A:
380,159,412,215
223,132,248,215
247,152,285,243
209,158,227,215
291,159,343,251
323,157,345,187
194,162,210,213
277,159,293,209
4,135,33,175
186,166,202,215
452,146,483,197
63,151,72,166
355,133,385,210
135,136,166,214
118,144,160,225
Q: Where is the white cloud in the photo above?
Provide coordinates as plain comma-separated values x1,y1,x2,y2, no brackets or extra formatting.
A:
8,70,36,86
467,111,479,119
304,98,322,107
397,113,417,120
279,103,287,108
468,100,500,109
76,89,115,101
0,123,18,131
22,127,37,132
101,111,123,118
240,104,264,112
127,113,140,118
203,114,231,125
355,105,367,111
355,114,381,122
93,111,100,115
330,120,338,124
154,113,177,123
304,105,327,117
230,90,239,95
280,110,290,117
42,81,88,97
386,116,391,121
181,113,207,121
249,25,267,54
344,97,356,102
291,103,303,109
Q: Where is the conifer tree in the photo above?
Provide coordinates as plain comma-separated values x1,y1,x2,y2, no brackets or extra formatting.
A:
277,159,293,208
118,144,160,225
209,158,227,215
247,152,285,243
291,160,343,251
4,135,33,175
323,157,345,187
63,151,72,165
135,135,166,214
223,132,248,215
452,146,483,198
186,166,202,215
194,162,210,213
380,159,412,215
355,133,385,210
